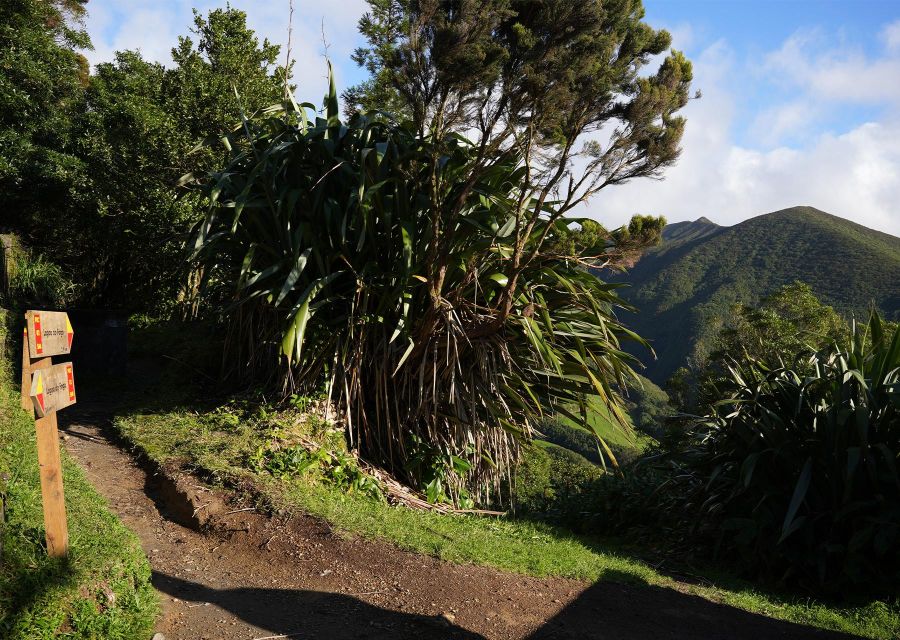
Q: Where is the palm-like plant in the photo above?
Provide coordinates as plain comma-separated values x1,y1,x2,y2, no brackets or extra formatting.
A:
682,313,900,591
187,73,645,503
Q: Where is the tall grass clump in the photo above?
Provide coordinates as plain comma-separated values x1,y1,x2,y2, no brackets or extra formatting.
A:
4,247,74,308
658,312,900,595
186,71,647,503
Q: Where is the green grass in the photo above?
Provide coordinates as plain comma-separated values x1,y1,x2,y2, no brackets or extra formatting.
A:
0,374,157,638
112,402,900,640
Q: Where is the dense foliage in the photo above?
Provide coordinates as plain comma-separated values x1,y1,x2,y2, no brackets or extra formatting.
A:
513,442,601,516
189,74,657,502
1,3,285,313
191,0,693,502
668,282,853,413
617,207,900,383
624,374,673,437
346,0,691,277
616,313,900,596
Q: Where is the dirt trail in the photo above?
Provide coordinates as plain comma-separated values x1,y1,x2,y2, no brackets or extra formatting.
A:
60,417,856,640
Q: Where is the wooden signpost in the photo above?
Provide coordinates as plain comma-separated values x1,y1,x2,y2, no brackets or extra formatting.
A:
21,310,75,558
26,310,74,359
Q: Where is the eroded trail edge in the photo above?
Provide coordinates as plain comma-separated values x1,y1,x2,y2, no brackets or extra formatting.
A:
61,419,852,640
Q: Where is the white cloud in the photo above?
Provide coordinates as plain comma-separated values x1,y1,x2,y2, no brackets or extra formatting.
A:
584,36,900,237
764,28,900,106
748,100,819,147
882,19,900,52
81,0,368,103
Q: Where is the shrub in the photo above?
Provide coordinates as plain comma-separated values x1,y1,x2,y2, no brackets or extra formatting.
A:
188,70,644,504
513,442,602,519
249,443,384,501
4,248,74,308
669,312,900,594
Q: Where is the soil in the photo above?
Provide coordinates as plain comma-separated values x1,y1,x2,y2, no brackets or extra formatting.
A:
60,416,858,640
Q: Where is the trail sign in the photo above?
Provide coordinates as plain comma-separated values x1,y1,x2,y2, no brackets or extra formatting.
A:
29,362,76,418
21,311,74,558
26,310,73,359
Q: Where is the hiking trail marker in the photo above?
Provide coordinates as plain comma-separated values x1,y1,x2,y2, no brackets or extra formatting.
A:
26,310,73,359
21,310,75,558
30,363,77,418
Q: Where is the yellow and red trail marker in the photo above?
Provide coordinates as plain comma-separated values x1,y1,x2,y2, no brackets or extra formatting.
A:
26,310,73,359
23,309,76,559
29,362,77,418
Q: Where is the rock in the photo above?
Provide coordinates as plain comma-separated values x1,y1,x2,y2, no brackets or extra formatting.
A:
152,634,166,640
439,612,456,625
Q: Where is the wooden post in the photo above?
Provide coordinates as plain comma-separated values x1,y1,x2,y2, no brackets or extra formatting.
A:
0,472,7,568
28,354,67,557
21,327,31,412
34,410,68,557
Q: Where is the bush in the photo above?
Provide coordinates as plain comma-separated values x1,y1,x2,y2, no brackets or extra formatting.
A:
188,69,643,504
664,313,900,595
4,248,74,308
513,442,602,520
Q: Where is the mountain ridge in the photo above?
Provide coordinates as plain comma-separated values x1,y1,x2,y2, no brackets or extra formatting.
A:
615,206,900,384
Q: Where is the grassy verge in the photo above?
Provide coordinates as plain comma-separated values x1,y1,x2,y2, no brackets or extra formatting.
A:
113,402,899,640
0,373,157,638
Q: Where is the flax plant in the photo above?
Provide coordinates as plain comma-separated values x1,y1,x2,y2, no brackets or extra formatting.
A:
188,72,650,503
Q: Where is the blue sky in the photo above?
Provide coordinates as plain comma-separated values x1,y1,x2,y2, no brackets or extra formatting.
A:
81,0,900,235
646,0,900,148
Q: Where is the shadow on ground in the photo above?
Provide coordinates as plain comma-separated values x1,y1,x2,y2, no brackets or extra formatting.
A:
0,555,75,637
153,572,486,639
529,576,858,639
153,570,858,640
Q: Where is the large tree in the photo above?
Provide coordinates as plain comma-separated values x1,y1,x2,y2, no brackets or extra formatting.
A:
189,1,693,500
167,8,286,152
0,0,90,241
345,0,692,332
668,282,855,413
1,5,286,313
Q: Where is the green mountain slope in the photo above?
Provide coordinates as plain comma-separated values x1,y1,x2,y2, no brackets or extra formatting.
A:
615,206,900,384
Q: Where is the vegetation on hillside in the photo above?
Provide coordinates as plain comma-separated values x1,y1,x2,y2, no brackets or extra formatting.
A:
618,206,900,383
668,282,856,413
614,313,900,596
